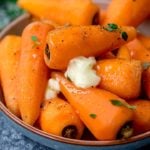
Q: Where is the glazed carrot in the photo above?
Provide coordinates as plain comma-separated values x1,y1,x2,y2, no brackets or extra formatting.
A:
45,25,136,70
126,38,150,62
39,98,84,139
142,67,150,99
129,100,150,134
137,34,150,50
0,35,21,116
96,59,142,100
51,72,134,140
117,45,131,59
103,0,150,27
99,9,106,25
18,0,99,25
17,22,53,125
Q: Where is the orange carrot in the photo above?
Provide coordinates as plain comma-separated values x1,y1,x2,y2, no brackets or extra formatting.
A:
17,22,53,125
18,0,99,25
39,98,84,139
126,38,150,63
137,34,150,50
117,45,131,59
0,35,21,116
103,0,150,27
96,59,142,100
99,9,106,25
129,100,150,134
45,25,136,70
51,72,134,140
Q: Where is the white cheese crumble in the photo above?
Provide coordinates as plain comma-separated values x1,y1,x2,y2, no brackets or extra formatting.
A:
65,56,101,88
44,78,60,100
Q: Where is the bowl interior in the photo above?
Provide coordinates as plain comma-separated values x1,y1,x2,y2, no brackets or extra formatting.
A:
0,1,150,147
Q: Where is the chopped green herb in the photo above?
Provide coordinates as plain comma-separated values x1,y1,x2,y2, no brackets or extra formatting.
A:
142,62,150,70
89,113,97,119
110,99,136,110
103,23,118,32
31,35,38,42
111,99,124,106
108,23,118,29
31,35,40,48
121,32,128,41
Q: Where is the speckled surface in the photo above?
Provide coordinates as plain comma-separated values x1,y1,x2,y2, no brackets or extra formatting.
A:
0,114,50,150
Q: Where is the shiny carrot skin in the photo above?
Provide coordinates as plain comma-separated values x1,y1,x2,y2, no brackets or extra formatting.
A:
18,0,99,25
103,0,150,27
0,35,21,116
117,45,131,60
137,34,150,50
45,25,136,70
129,100,150,134
51,72,133,140
39,98,84,139
96,59,142,100
126,38,150,62
17,22,53,125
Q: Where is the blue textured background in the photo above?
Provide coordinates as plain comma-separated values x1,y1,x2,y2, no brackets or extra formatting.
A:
0,114,50,150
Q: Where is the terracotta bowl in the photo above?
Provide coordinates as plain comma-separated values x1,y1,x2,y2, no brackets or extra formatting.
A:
0,1,150,150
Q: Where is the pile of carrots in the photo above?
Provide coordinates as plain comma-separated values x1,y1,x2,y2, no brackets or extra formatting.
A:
0,0,150,141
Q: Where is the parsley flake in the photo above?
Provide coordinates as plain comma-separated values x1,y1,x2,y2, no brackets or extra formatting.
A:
89,113,97,119
121,32,128,41
104,23,118,32
31,35,40,48
110,99,136,110
31,35,38,42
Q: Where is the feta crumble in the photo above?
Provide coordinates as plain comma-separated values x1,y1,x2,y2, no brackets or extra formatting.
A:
44,78,60,100
65,56,101,88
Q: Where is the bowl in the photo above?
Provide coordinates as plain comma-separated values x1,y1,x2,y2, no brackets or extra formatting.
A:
0,1,150,150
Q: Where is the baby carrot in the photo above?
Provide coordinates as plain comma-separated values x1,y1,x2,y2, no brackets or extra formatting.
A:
45,25,136,70
39,98,84,139
0,35,21,116
117,45,131,60
96,59,142,100
129,100,150,134
103,0,150,27
137,34,150,50
51,72,134,140
17,22,53,125
126,38,150,62
18,0,99,25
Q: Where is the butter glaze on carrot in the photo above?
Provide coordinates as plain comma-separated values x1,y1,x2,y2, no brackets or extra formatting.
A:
39,98,84,139
45,25,136,70
51,72,133,140
0,35,21,116
103,0,150,27
17,22,53,125
18,0,99,25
